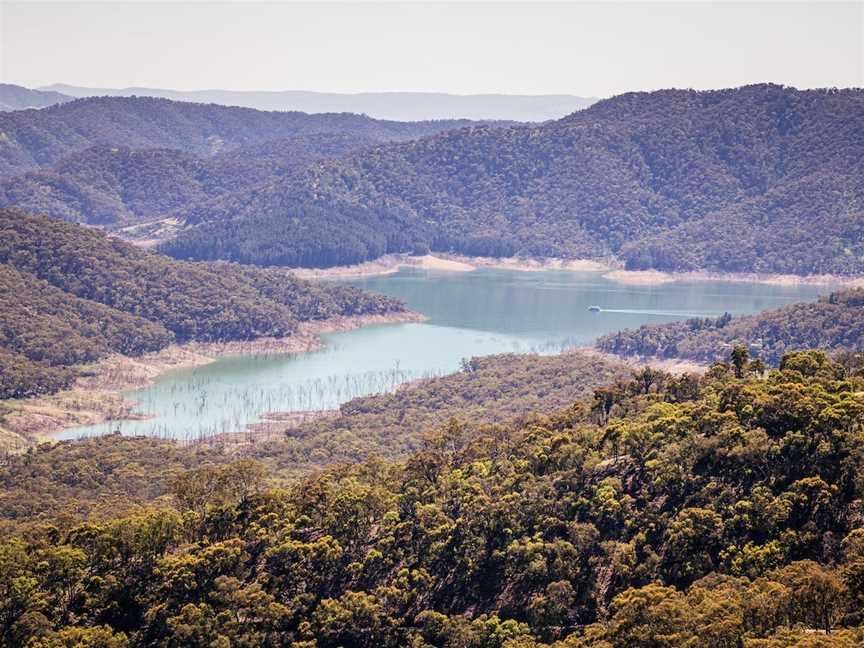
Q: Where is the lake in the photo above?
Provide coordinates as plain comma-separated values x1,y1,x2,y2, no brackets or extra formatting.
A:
55,268,829,440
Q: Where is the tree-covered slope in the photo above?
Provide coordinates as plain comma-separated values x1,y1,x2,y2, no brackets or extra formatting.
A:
0,134,380,225
0,209,404,399
163,84,864,274
1,350,863,646
596,288,864,365
0,95,481,177
0,435,228,534
0,264,172,398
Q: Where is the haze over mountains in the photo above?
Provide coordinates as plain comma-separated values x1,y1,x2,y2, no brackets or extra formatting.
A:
41,83,598,121
6,1,864,644
0,84,71,111
0,95,490,225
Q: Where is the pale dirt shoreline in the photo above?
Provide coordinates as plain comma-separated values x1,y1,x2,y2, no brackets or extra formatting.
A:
0,311,424,448
289,253,477,278
290,253,864,288
289,253,610,279
602,268,864,287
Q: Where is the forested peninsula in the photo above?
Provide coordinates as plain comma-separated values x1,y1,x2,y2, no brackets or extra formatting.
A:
3,2,864,644
597,288,864,366
0,209,406,401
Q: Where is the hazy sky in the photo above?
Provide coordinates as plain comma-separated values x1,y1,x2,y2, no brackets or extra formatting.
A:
1,1,862,97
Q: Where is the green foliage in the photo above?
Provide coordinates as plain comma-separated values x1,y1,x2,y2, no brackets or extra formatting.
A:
1,350,863,646
0,352,628,533
0,436,226,535
0,264,171,362
0,136,380,226
0,348,77,400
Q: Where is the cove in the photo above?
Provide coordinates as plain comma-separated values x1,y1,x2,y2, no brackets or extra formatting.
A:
55,268,829,441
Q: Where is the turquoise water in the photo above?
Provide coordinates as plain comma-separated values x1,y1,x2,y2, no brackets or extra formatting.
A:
55,268,828,440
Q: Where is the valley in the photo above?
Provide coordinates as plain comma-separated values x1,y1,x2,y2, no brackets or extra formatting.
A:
1,12,864,640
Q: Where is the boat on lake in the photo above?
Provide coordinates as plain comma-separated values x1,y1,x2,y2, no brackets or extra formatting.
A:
588,305,601,312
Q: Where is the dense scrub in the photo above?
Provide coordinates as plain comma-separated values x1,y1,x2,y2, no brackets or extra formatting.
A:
1,350,863,646
597,288,864,365
163,84,864,274
0,265,171,398
0,436,226,536
0,210,403,398
0,348,76,400
0,265,172,362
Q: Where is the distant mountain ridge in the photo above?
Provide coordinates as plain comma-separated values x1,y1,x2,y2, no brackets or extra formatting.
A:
0,84,71,111
41,83,597,121
0,95,484,178
163,84,864,275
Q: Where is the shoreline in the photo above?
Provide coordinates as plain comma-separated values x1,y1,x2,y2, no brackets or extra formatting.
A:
289,253,864,287
4,256,858,448
288,253,476,278
0,311,424,448
289,253,611,279
601,268,864,287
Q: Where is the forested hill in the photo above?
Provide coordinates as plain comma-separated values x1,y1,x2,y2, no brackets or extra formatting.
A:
0,209,403,399
596,287,864,365
0,95,483,177
0,134,378,225
164,84,864,274
2,350,864,646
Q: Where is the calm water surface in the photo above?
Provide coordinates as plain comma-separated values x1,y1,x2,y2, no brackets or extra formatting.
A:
57,268,828,440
